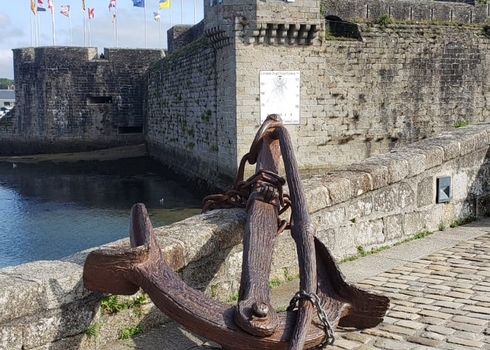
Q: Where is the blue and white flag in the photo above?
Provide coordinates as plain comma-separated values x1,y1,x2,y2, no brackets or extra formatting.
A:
37,0,47,11
132,0,144,7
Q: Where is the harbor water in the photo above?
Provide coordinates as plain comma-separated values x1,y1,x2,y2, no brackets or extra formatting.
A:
0,156,203,269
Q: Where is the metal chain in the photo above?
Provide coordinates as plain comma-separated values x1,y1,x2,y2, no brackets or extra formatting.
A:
287,290,335,348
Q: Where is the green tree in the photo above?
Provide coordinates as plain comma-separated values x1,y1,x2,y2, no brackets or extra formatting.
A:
0,78,14,90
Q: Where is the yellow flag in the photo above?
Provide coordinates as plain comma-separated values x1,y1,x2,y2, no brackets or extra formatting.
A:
31,0,37,14
159,0,170,9
81,0,85,10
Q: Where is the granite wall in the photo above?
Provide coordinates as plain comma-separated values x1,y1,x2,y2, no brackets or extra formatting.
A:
1,122,488,350
0,47,164,155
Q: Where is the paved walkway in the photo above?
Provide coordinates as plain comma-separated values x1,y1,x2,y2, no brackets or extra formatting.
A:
104,217,490,350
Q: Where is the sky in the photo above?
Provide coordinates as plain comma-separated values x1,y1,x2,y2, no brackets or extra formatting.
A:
0,0,204,79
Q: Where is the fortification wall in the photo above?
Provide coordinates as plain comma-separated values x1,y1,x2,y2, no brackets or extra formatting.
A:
0,122,488,350
145,1,490,190
145,37,232,191
0,47,164,155
233,24,490,174
323,0,490,23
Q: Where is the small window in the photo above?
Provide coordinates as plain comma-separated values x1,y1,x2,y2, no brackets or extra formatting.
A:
87,96,113,104
118,126,143,134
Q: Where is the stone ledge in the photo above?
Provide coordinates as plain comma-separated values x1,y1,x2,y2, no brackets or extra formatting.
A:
1,123,489,350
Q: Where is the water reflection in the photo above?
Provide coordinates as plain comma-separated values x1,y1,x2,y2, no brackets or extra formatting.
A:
0,158,202,268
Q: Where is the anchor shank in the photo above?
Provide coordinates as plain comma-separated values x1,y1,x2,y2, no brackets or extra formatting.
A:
235,132,281,336
273,124,318,350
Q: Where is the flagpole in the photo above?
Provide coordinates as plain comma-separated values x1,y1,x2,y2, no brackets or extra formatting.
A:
30,11,34,46
51,0,56,46
194,0,196,23
83,7,86,46
115,6,118,47
37,10,41,46
88,11,91,46
144,2,147,48
181,0,183,24
69,7,73,45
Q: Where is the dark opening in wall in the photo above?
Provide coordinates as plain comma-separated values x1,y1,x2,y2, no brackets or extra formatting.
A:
326,15,363,41
118,126,143,134
87,96,113,104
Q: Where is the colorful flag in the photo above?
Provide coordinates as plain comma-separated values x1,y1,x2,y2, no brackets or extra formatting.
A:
132,0,144,8
81,0,85,11
88,7,94,19
37,0,46,11
60,5,70,17
31,0,37,14
47,0,54,14
153,11,160,21
159,0,170,9
109,0,116,10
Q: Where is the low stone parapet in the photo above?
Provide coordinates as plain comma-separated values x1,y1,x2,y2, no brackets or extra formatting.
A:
1,123,489,349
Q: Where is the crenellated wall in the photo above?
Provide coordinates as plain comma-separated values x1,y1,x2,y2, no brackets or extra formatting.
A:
323,0,490,24
1,121,488,350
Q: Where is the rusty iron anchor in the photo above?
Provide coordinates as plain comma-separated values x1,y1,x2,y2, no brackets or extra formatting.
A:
83,114,389,349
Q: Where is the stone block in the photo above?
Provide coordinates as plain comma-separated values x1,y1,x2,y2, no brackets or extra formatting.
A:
1,261,88,312
354,219,385,247
451,172,469,202
407,143,444,170
373,187,397,214
346,195,373,221
319,205,346,228
398,182,416,209
417,176,434,208
0,324,23,350
330,225,357,259
322,175,352,205
156,209,246,265
432,134,461,161
345,162,390,189
384,214,404,242
0,274,43,324
20,299,98,349
335,170,373,197
303,181,331,213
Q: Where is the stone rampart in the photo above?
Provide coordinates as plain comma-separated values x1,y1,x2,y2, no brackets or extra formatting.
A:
324,0,490,23
1,123,489,350
0,47,164,155
145,3,490,191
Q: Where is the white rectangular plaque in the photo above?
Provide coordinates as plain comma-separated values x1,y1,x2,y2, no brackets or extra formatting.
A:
259,70,300,125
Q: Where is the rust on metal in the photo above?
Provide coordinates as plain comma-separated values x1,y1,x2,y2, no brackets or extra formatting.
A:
83,115,389,350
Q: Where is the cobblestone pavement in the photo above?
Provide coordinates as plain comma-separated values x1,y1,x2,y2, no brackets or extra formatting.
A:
331,233,490,350
103,218,490,350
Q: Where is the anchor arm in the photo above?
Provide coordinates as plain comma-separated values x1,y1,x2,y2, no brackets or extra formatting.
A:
83,203,329,350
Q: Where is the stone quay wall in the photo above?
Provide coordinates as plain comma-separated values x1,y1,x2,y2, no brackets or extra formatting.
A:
1,123,489,350
0,47,164,156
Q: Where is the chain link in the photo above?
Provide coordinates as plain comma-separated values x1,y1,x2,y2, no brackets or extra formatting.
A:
287,290,335,348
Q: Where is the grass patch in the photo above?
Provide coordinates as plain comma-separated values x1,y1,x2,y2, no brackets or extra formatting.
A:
119,325,144,340
84,322,103,338
450,215,477,228
100,294,147,315
376,13,394,28
454,119,469,128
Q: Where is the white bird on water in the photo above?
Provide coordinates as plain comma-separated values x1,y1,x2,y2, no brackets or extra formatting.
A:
12,163,17,169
